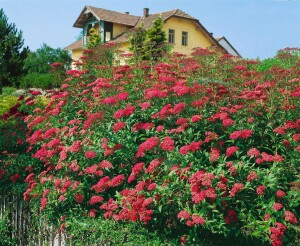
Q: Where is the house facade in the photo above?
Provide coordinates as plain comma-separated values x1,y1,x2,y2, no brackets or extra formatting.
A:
65,6,239,61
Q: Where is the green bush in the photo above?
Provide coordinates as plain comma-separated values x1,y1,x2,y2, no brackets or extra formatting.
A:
0,95,17,115
64,216,179,245
0,94,18,127
1,87,17,95
1,46,300,245
20,72,61,89
258,48,300,71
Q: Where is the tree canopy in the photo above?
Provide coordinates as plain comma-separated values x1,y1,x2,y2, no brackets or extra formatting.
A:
21,43,71,89
23,43,71,74
0,8,29,92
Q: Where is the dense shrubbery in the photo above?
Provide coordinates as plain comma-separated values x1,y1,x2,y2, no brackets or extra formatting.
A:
258,48,300,72
20,72,62,89
21,43,71,89
1,46,299,245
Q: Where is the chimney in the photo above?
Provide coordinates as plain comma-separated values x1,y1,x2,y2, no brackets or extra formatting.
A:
143,8,149,17
125,12,129,14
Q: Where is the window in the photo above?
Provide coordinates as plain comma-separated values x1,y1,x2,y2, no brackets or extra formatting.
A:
182,31,188,46
168,29,175,44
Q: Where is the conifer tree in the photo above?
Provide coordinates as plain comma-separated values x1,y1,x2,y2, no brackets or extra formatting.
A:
145,17,167,61
0,8,29,92
129,24,147,62
129,17,168,63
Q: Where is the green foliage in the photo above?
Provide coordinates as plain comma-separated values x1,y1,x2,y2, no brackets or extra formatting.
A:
65,217,178,245
145,17,168,60
258,47,300,72
0,94,17,126
81,42,118,75
75,30,83,41
0,213,16,246
1,87,17,95
21,43,71,89
23,43,71,74
129,17,169,63
0,8,29,92
20,72,61,89
129,24,148,61
87,28,101,48
0,94,17,115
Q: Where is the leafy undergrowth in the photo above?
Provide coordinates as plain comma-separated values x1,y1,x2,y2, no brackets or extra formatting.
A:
1,47,300,245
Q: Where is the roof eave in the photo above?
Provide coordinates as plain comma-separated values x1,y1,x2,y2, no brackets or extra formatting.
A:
219,36,242,57
73,6,100,28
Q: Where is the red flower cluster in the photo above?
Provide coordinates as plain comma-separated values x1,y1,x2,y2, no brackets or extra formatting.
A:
229,183,244,197
230,129,253,140
270,222,286,246
136,137,160,157
189,171,217,203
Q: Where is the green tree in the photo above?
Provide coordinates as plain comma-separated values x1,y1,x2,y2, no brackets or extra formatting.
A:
0,8,29,93
145,17,167,61
21,43,71,89
23,43,71,74
129,17,168,63
129,24,147,62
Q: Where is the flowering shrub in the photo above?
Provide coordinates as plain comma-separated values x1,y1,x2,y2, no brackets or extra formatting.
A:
1,47,300,245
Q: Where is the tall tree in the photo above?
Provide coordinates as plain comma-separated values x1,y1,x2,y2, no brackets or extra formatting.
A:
0,8,29,92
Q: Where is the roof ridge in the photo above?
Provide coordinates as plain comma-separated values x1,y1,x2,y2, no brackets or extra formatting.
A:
87,5,140,18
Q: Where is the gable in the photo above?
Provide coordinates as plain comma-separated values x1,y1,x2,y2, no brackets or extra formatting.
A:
73,6,140,28
163,17,215,54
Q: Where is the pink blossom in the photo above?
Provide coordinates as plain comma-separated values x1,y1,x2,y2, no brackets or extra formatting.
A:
85,150,97,159
273,203,283,211
229,183,244,197
226,146,239,157
256,185,265,195
160,137,175,151
177,210,190,220
89,196,104,205
147,183,157,191
284,211,298,224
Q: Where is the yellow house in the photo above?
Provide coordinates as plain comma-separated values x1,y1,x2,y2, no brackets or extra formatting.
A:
65,6,235,61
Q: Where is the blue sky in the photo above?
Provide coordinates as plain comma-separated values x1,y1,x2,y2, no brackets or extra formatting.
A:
1,0,299,59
